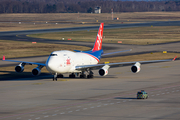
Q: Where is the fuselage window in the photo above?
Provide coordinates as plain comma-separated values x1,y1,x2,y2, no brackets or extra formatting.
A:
50,54,58,56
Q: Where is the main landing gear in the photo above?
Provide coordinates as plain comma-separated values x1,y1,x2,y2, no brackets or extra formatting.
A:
87,74,93,78
69,73,76,78
52,70,94,81
80,74,86,78
80,70,93,79
87,70,94,78
79,71,85,78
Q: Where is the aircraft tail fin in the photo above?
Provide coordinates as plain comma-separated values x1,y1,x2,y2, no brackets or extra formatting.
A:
92,23,104,51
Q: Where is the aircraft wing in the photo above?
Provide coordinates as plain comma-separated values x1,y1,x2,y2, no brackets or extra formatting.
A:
2,56,46,66
101,49,132,56
75,56,177,71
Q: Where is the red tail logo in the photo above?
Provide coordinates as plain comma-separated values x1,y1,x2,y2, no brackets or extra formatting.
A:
92,23,104,51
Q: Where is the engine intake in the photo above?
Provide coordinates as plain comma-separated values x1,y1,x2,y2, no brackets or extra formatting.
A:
32,67,41,76
99,65,110,76
131,62,141,73
15,63,25,73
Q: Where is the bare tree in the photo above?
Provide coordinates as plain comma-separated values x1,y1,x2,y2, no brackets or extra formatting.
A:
0,0,180,13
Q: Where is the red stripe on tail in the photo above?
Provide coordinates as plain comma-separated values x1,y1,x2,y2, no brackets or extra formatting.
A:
92,23,104,51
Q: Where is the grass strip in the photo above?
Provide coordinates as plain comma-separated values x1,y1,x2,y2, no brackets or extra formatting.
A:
28,26,180,45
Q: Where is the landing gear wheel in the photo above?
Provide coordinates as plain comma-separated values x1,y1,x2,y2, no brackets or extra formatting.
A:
53,77,57,81
80,74,86,78
58,74,64,78
87,75,90,78
87,70,94,79
69,73,75,78
87,74,93,79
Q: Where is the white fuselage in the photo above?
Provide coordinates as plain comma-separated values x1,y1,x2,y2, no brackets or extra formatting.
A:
46,50,98,74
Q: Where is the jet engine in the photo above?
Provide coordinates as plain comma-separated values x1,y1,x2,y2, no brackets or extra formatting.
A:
131,62,141,73
32,66,43,76
32,67,41,76
15,63,25,73
99,65,110,76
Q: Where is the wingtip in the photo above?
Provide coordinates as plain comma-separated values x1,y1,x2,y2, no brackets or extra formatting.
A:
2,56,5,60
172,56,177,61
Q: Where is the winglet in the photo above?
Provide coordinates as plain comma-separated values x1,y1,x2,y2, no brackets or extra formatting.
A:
172,56,177,61
2,56,5,61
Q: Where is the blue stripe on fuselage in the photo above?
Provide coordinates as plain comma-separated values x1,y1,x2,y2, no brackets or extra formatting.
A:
78,50,103,61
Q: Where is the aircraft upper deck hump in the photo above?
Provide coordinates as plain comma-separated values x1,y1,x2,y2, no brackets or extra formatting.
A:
92,23,104,51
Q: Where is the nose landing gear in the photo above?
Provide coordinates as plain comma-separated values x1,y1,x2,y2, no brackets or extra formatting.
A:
53,73,64,81
53,73,57,81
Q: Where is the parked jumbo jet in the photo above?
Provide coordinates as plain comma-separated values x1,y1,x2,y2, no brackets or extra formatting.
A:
2,23,177,81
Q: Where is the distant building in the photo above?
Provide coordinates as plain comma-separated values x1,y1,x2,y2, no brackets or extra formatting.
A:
94,7,101,14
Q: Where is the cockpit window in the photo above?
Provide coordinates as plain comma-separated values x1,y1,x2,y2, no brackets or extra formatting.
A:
50,54,57,56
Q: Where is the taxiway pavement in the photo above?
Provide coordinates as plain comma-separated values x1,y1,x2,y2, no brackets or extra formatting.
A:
1,21,180,119
0,61,180,120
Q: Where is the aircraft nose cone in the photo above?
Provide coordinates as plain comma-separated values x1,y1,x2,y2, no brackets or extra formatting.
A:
46,59,56,72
